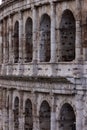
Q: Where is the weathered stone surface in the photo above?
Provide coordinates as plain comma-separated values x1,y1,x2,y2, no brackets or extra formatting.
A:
0,0,87,130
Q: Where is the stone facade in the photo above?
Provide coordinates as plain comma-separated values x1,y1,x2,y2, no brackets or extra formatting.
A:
0,0,87,130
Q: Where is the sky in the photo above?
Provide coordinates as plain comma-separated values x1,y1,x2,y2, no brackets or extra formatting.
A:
0,0,1,4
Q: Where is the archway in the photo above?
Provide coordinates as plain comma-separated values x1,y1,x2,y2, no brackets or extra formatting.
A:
39,101,51,130
25,18,33,62
40,14,51,62
24,99,33,130
60,10,75,61
14,21,19,63
59,103,76,130
14,97,19,130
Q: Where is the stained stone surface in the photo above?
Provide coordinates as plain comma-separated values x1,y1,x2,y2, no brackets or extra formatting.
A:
0,0,86,130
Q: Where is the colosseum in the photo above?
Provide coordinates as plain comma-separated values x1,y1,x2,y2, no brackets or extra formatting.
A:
0,0,87,130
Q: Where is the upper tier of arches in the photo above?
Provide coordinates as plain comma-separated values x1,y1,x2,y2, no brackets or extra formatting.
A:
0,9,79,64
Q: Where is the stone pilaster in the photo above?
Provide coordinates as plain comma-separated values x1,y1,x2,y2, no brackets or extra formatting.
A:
32,6,38,76
19,11,23,63
3,19,9,64
9,90,14,130
3,19,6,64
32,93,39,130
0,88,3,130
2,89,7,130
76,95,83,130
76,20,82,61
0,21,3,64
50,2,56,63
19,91,24,130
22,33,26,63
75,0,82,61
32,6,37,63
8,16,13,63
51,95,56,130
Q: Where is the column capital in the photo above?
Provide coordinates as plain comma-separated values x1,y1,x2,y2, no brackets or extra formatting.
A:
31,5,36,11
18,11,23,20
76,0,82,20
50,1,55,6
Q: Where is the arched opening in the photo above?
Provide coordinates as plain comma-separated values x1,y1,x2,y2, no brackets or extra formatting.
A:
39,101,51,130
40,14,51,62
14,97,19,130
60,10,75,62
14,21,19,63
25,18,33,62
59,103,76,130
24,99,33,130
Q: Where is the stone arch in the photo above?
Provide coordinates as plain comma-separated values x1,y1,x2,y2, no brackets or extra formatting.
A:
24,99,33,130
14,96,19,130
39,13,51,62
59,103,76,130
25,17,33,62
13,21,19,63
59,9,75,62
39,100,51,130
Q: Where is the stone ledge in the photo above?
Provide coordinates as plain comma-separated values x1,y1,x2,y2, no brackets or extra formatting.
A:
0,75,72,83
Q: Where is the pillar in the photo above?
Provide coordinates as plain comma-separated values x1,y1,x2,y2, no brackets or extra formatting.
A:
51,95,56,130
19,11,23,63
19,91,24,130
32,92,39,130
9,90,14,130
32,6,38,76
22,32,26,62
76,20,82,61
0,88,3,130
3,19,9,64
2,89,8,130
50,2,56,63
0,21,3,64
32,6,37,63
75,0,82,61
76,95,83,130
3,20,6,63
8,16,13,63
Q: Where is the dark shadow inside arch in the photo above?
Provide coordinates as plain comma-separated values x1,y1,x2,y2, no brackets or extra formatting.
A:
39,100,51,130
25,17,33,62
40,14,51,62
59,103,76,130
14,21,19,63
59,9,76,62
24,99,33,130
14,97,19,130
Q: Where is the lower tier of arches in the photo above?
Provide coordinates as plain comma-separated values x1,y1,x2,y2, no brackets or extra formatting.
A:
0,87,85,130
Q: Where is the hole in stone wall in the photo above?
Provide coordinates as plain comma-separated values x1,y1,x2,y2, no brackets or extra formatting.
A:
24,99,33,130
39,101,51,130
59,103,76,130
14,21,19,63
59,9,75,62
40,14,51,62
14,97,19,130
25,18,33,63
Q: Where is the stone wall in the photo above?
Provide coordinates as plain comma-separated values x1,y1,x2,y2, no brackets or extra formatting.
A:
0,0,86,130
